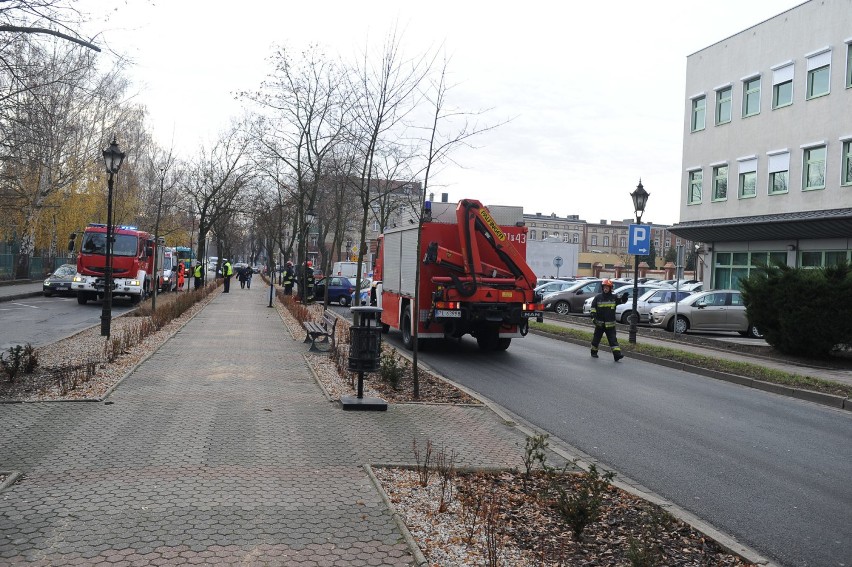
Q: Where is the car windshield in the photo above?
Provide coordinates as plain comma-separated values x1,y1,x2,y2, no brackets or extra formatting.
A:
54,265,76,276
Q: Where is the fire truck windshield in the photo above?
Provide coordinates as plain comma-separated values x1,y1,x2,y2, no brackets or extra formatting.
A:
81,233,138,257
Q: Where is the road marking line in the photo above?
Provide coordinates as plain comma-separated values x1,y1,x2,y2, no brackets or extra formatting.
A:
10,302,39,309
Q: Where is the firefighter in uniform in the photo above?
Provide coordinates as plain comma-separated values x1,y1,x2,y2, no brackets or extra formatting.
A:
282,261,295,295
193,262,203,290
590,279,628,361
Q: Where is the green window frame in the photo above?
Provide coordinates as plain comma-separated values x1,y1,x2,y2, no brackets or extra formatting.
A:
739,171,757,199
712,165,728,201
801,250,850,268
807,65,830,99
692,96,706,132
773,80,793,108
714,251,786,289
688,170,702,204
716,87,731,124
743,77,761,117
803,146,826,191
842,140,852,186
769,170,789,195
847,43,852,88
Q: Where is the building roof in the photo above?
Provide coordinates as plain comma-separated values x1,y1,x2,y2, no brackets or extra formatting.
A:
668,208,852,243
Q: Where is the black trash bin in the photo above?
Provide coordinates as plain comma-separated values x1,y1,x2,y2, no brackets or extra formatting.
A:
341,306,386,411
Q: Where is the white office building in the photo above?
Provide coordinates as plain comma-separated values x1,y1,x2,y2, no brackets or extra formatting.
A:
669,0,852,289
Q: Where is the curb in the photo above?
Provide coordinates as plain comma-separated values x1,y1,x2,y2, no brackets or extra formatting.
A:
530,328,852,412
0,291,43,303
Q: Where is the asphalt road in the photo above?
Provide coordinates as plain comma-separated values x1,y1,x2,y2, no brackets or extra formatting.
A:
371,323,852,567
0,294,134,350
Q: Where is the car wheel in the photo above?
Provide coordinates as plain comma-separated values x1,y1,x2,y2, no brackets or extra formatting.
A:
339,295,351,307
77,294,87,305
554,301,571,315
43,291,53,297
747,324,763,339
620,310,632,324
673,315,689,334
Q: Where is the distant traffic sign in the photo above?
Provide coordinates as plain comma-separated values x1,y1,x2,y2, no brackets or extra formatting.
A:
628,224,651,255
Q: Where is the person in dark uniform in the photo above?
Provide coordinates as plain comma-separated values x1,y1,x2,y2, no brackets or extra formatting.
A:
283,261,295,295
590,279,628,361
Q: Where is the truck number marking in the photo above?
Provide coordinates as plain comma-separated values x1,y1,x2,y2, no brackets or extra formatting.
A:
435,309,462,318
478,210,505,241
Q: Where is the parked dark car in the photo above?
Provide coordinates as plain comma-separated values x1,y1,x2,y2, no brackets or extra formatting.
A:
43,264,77,296
313,276,355,306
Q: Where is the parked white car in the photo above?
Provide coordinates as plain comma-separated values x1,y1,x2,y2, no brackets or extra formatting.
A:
581,283,673,316
614,288,695,324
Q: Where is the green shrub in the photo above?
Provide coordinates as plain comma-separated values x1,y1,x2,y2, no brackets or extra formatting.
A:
741,262,852,357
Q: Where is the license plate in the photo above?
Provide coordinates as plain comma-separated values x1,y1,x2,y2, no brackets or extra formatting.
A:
435,309,461,318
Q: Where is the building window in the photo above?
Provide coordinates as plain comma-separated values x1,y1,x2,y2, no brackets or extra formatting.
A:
772,64,794,109
591,236,598,246
842,140,852,186
806,49,831,99
768,151,790,194
742,77,761,117
714,251,785,289
712,165,728,201
552,232,559,239
738,158,757,199
529,229,536,240
803,145,826,190
847,43,852,88
715,87,731,124
541,230,548,239
563,233,570,242
801,250,851,268
688,170,702,204
691,96,706,132
620,237,626,247
603,236,609,246
573,233,579,244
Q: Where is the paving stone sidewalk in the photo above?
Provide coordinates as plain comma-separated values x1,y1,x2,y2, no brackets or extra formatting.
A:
0,285,533,566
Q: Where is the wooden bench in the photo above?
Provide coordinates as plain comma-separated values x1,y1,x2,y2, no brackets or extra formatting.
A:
302,310,338,352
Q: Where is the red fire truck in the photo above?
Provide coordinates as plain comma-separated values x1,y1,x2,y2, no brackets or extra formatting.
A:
73,224,162,305
375,198,543,351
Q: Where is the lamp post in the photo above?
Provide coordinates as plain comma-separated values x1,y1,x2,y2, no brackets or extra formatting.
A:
628,180,649,344
301,207,316,303
101,136,126,337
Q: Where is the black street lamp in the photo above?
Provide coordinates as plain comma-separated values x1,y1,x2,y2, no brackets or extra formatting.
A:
628,179,649,345
101,136,126,337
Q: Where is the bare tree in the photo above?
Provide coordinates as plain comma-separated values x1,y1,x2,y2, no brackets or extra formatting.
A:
344,30,435,311
243,44,350,299
0,0,101,51
186,123,254,274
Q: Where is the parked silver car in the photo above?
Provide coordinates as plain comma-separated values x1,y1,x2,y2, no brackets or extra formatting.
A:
615,288,695,324
649,289,763,338
543,279,602,315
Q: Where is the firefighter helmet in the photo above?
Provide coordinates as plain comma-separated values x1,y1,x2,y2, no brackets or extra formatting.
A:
602,279,613,289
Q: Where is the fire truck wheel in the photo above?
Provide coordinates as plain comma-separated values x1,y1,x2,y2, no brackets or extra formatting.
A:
496,338,511,350
401,306,418,350
130,294,142,305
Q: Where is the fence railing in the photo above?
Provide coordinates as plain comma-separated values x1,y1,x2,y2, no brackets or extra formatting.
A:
0,254,63,281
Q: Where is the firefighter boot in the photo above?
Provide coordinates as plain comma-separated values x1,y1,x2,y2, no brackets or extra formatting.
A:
590,348,599,358
613,350,624,362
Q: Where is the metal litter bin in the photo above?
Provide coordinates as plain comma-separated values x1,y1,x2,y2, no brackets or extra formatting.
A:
345,306,384,407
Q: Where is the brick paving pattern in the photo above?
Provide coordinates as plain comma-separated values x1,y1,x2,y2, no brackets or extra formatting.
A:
0,285,533,565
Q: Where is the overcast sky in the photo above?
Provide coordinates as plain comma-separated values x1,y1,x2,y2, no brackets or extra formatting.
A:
81,0,805,225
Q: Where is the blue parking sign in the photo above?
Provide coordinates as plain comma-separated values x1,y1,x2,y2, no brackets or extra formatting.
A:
628,224,651,255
